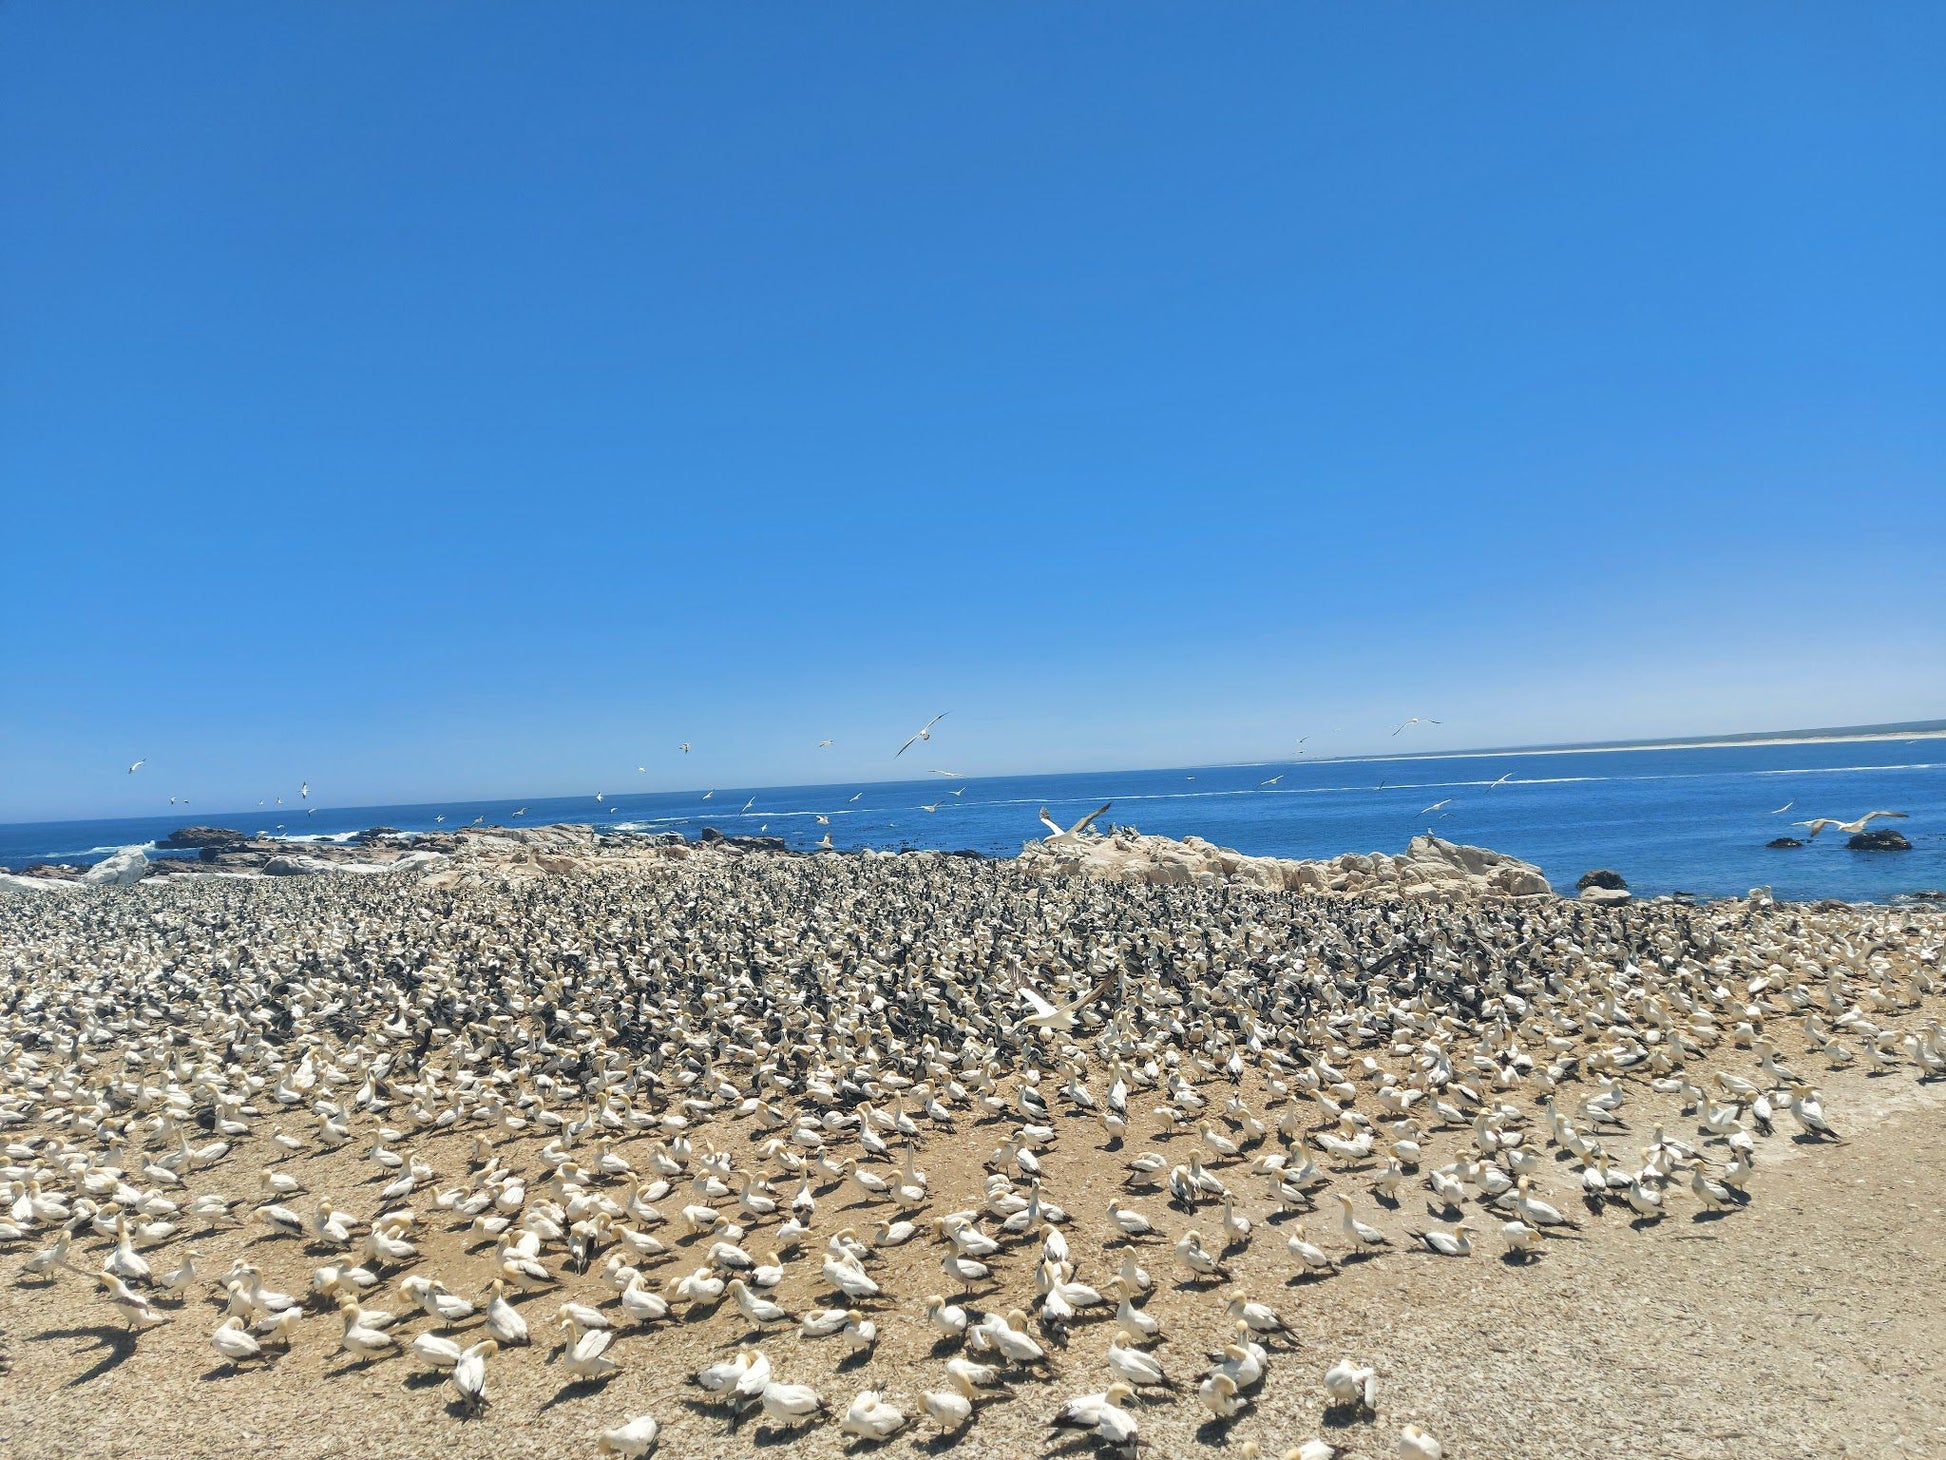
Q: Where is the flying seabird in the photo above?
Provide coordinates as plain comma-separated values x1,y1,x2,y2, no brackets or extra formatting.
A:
1795,811,1907,839
896,713,948,758
1038,803,1113,841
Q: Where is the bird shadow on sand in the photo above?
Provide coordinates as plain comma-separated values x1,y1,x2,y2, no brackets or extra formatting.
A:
915,1430,971,1455
401,1369,446,1390
197,1351,287,1381
1194,1417,1244,1444
1172,1276,1227,1294
1321,1401,1374,1430
752,1423,818,1447
1284,1271,1336,1288
322,1356,389,1380
539,1375,617,1412
34,1325,137,1387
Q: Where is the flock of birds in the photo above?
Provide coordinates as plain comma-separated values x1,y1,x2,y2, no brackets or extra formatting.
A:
4,828,1944,1457
112,710,1451,835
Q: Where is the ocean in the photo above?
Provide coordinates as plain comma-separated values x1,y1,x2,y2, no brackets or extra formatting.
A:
3,738,1941,903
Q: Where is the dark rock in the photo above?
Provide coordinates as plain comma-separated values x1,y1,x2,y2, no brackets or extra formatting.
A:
155,825,249,851
207,851,270,870
144,859,205,877
1576,869,1627,891
21,863,82,880
1847,830,1911,851
1766,837,1803,849
354,826,403,844
699,827,726,843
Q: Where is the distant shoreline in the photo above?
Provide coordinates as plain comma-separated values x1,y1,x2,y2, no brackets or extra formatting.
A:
1313,726,1946,768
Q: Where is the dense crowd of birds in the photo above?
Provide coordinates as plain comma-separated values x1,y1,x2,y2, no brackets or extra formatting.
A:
3,847,1943,1458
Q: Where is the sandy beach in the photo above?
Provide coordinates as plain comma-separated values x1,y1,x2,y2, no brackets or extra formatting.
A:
4,832,1943,1460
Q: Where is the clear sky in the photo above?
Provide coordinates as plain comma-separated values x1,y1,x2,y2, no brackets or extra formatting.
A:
3,5,1942,822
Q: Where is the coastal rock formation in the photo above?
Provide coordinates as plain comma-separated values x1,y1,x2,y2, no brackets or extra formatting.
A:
1576,868,1628,891
1767,836,1804,849
0,872,71,893
153,825,249,850
1847,829,1912,851
1017,828,1552,899
1580,886,1632,905
80,844,147,885
262,853,426,876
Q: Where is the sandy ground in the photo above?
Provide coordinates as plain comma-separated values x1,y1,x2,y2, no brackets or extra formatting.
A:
4,1038,1943,1460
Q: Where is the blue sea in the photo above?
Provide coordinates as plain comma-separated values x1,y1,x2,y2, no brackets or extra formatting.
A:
3,739,1942,903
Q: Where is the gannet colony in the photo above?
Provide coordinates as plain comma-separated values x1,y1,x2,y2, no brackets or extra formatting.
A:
3,824,1943,1459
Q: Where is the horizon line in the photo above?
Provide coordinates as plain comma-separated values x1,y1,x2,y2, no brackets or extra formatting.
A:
6,717,1942,831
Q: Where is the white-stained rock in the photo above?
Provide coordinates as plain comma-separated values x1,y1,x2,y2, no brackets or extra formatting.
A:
81,845,149,886
0,873,77,894
1017,830,1553,900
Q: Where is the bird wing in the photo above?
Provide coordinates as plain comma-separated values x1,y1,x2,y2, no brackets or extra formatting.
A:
1015,983,1057,1019
1068,802,1113,836
1861,810,1907,825
1796,818,1839,838
895,734,920,757
1056,981,1106,1016
1038,807,1065,838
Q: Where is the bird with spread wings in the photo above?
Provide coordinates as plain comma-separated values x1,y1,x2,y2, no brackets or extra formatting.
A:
1014,976,1106,1033
1795,811,1907,839
1038,802,1112,841
896,713,948,757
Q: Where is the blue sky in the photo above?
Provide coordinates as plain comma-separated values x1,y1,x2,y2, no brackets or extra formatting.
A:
3,5,1942,822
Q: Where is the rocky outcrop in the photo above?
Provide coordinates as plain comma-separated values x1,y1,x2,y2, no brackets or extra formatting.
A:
1580,886,1632,906
1576,869,1627,891
1847,830,1912,851
154,826,250,851
81,845,148,886
0,873,76,894
1766,837,1804,849
1016,830,1553,900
